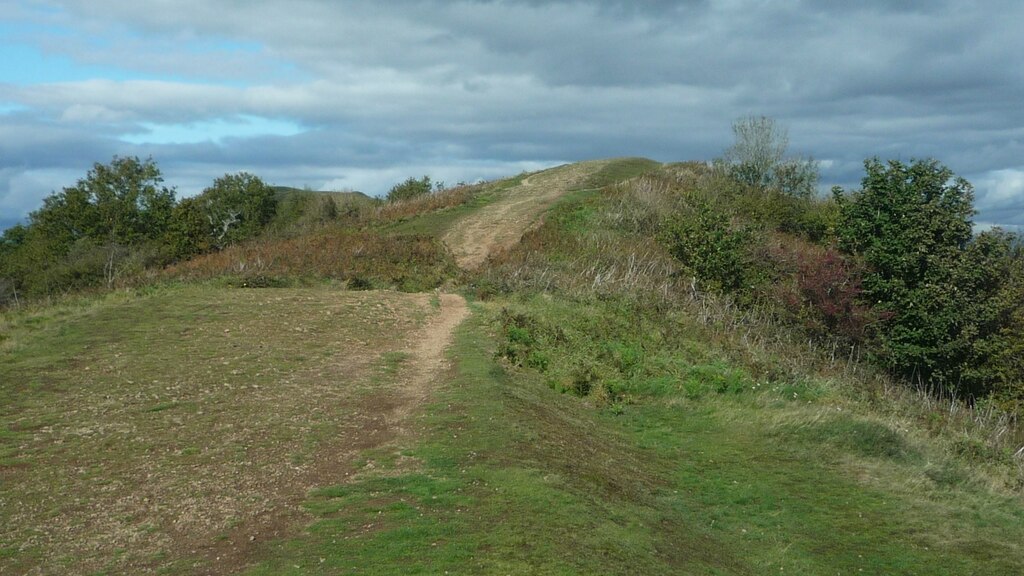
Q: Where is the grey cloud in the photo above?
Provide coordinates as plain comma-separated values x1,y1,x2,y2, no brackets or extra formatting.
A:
1,0,1022,228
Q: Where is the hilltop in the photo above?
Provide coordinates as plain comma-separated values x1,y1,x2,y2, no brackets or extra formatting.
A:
2,156,1024,574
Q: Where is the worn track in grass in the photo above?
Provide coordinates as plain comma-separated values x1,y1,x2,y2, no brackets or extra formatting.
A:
0,287,468,575
442,160,612,269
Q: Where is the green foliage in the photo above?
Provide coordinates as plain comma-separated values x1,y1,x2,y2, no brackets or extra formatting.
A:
0,226,28,305
0,157,176,298
386,175,434,203
146,172,278,262
33,156,175,248
661,201,751,293
835,158,1018,397
268,190,369,235
164,196,213,259
785,195,839,241
0,160,292,302
199,172,277,247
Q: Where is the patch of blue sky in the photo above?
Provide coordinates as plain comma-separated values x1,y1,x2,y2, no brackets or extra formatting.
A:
0,103,28,115
121,115,307,145
0,16,304,87
0,44,143,84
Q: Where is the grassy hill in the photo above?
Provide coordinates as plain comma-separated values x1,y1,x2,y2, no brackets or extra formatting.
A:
2,159,1023,574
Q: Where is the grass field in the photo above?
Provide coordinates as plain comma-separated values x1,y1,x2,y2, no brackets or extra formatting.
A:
0,284,442,574
246,301,1024,574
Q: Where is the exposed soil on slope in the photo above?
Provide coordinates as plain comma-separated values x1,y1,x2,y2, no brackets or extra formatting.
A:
443,160,612,269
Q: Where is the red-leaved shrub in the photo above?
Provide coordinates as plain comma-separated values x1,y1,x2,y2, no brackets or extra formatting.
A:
761,234,877,344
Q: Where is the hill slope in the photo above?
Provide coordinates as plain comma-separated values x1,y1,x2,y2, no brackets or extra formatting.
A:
2,158,1023,575
443,159,616,268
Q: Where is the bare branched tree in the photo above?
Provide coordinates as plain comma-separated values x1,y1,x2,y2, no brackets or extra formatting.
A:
722,116,819,198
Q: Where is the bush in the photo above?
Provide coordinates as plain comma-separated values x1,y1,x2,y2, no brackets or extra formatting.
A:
165,196,214,259
835,158,1017,397
386,176,434,203
762,236,876,344
661,201,751,293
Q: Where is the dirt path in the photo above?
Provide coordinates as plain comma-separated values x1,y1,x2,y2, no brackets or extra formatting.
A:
203,291,469,575
443,159,612,269
386,292,470,429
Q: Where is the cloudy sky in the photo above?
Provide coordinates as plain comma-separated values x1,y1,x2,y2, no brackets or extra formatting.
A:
2,0,1023,231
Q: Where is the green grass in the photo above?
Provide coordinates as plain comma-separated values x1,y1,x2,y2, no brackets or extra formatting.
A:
380,174,526,237
573,157,662,190
0,283,436,575
246,295,1024,575
4,159,1024,575
246,309,749,575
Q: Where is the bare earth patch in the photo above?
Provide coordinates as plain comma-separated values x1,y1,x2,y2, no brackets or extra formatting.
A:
0,286,468,575
443,160,612,269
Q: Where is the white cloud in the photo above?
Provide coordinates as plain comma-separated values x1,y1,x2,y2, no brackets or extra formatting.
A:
121,115,307,145
973,168,1024,209
60,103,130,123
320,160,560,198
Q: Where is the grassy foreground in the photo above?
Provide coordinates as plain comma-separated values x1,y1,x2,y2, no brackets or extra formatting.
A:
3,158,1024,574
244,300,1024,575
0,284,438,574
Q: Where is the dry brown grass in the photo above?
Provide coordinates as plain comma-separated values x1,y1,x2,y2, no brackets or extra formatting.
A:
160,228,457,291
373,183,480,224
0,286,448,574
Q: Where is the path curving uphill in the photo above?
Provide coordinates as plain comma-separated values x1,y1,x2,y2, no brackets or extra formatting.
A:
443,159,613,269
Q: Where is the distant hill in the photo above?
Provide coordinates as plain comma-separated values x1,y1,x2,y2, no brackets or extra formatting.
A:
271,186,376,203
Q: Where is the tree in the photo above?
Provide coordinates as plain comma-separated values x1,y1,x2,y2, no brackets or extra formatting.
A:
4,156,177,296
198,172,277,247
834,158,1014,396
386,175,433,202
722,116,818,198
31,156,176,248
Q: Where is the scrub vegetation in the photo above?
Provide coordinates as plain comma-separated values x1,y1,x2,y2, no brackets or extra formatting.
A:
2,122,1024,574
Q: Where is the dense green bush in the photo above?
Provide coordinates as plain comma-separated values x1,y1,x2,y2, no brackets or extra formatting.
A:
835,158,1020,398
661,201,751,293
165,196,214,259
386,175,434,202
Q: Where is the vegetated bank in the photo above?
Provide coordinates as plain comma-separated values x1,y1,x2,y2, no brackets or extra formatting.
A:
249,153,1024,574
460,156,1024,573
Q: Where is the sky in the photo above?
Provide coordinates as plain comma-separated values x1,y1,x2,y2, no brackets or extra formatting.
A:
2,0,1023,232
